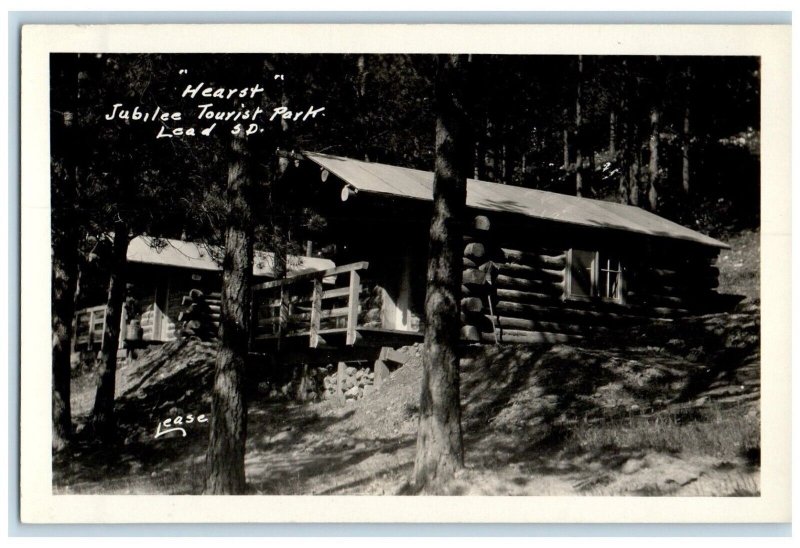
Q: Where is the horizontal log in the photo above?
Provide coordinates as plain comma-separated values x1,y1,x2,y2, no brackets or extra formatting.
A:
461,297,484,313
461,284,486,297
494,274,564,296
500,248,566,269
647,266,719,281
501,246,565,259
463,268,487,286
460,325,481,342
464,242,487,260
494,300,643,325
494,288,560,305
651,306,690,317
642,294,697,307
461,311,491,328
482,315,606,335
494,261,563,282
650,255,719,270
473,215,491,232
480,329,577,345
627,279,720,297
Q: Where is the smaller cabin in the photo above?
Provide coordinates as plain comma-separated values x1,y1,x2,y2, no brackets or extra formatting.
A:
73,236,333,354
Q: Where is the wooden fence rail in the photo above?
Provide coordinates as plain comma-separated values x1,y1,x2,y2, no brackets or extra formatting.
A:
251,261,369,348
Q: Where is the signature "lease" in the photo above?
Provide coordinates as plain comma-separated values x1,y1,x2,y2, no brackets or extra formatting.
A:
154,413,209,439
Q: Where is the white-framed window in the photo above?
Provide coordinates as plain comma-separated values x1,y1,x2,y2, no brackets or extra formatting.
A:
565,249,624,303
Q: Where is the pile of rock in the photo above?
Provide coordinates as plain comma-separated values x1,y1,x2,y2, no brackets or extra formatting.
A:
255,363,377,403
322,365,376,402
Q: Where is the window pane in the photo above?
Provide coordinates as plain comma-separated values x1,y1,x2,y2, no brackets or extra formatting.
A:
605,270,619,299
598,253,622,300
570,249,594,297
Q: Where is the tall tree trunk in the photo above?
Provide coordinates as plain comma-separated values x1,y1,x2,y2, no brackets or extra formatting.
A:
51,57,81,452
681,64,693,195
682,105,691,194
90,220,129,437
501,143,514,184
413,54,470,493
617,100,630,204
629,149,641,207
609,109,617,157
51,132,79,452
648,108,660,211
562,126,570,171
206,125,256,495
474,134,484,179
355,54,370,160
618,165,630,204
484,118,496,181
575,55,585,197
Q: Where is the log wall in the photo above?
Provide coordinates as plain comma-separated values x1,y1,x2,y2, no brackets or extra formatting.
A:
460,214,722,345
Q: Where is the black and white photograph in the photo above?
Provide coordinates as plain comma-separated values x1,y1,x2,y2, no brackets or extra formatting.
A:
19,23,790,523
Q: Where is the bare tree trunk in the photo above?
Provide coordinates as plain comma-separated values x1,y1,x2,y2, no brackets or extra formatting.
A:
90,220,129,437
51,166,78,452
575,55,585,197
617,100,630,204
648,108,660,211
206,125,255,495
474,134,484,179
682,105,691,194
413,54,469,493
51,57,81,452
618,167,630,204
501,143,513,184
629,149,641,207
562,127,570,171
609,109,617,157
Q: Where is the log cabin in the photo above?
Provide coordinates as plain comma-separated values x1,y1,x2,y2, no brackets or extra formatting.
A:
72,236,333,353
250,151,730,359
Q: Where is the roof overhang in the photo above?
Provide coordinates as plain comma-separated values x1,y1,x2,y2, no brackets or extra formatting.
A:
304,151,729,250
126,236,336,277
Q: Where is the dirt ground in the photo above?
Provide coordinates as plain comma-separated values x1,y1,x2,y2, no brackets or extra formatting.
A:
55,309,759,496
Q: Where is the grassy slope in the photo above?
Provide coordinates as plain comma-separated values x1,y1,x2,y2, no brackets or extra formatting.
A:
717,228,760,303
55,229,760,496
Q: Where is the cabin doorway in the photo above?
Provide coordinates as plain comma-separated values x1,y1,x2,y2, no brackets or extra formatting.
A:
380,248,420,332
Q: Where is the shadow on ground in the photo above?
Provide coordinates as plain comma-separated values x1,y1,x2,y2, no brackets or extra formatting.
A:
54,303,760,496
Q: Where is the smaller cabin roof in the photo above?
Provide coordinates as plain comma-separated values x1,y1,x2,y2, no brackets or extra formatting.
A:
127,236,335,278
305,152,728,249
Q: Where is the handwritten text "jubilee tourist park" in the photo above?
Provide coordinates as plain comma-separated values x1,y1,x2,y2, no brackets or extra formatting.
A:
104,82,325,139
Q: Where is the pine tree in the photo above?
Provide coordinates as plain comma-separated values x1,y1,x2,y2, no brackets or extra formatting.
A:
413,54,471,493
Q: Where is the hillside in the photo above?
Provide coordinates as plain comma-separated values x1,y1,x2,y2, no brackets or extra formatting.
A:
55,230,760,496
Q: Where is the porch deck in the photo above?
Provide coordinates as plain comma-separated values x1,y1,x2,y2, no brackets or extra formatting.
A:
250,261,422,354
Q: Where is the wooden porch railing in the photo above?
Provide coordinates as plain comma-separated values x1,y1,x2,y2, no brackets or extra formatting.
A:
251,261,369,348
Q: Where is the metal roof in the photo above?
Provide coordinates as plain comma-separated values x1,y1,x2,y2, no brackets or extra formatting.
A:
127,236,336,277
305,152,728,249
